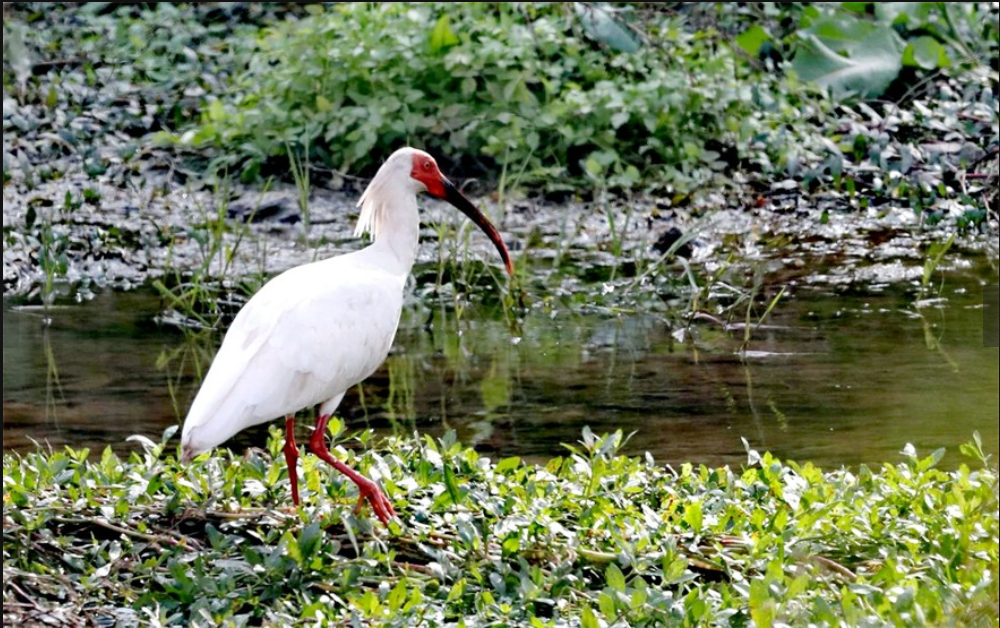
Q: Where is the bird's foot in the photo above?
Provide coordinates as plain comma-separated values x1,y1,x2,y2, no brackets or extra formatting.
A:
309,414,396,527
351,476,396,526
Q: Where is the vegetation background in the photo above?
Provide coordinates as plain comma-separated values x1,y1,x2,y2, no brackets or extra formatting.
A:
3,2,998,626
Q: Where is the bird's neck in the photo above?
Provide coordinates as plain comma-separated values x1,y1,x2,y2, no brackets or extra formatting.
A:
368,188,420,277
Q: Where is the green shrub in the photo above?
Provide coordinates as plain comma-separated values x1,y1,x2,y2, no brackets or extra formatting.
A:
172,3,785,192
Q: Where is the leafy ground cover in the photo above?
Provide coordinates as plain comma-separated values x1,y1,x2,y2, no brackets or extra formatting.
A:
4,428,997,626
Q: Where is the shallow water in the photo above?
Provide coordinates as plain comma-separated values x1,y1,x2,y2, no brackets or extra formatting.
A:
3,256,998,470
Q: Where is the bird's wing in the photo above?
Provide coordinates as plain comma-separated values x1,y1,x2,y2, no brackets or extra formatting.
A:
181,256,405,456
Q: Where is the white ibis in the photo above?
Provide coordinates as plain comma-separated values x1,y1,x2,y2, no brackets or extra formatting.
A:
180,147,513,525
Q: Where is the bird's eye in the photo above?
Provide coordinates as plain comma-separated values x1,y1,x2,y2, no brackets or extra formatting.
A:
423,161,432,170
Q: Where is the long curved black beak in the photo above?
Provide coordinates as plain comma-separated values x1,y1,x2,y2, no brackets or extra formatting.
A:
441,179,514,275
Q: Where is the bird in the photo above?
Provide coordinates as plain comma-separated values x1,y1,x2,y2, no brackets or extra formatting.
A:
179,147,513,525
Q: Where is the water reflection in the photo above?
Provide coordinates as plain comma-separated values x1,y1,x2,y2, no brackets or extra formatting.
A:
3,261,998,470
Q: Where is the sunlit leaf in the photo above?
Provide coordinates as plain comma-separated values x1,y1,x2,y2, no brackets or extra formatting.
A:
683,501,703,533
429,14,459,54
736,25,771,58
903,36,950,69
605,562,626,593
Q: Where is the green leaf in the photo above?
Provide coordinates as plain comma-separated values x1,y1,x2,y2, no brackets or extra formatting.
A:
874,2,935,25
574,2,640,54
387,580,408,613
683,501,704,533
581,606,600,628
494,456,521,474
584,157,604,177
447,578,466,603
750,579,776,628
842,2,872,14
922,234,954,287
736,25,771,58
208,99,225,122
502,535,520,555
926,447,946,470
325,415,344,438
297,522,321,562
354,589,380,616
444,462,464,506
903,36,949,69
792,19,903,100
598,591,617,618
605,562,626,593
316,94,333,112
429,14,459,54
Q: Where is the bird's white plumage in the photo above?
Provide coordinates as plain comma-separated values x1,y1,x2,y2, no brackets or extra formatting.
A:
180,147,429,461
354,147,416,241
181,250,406,456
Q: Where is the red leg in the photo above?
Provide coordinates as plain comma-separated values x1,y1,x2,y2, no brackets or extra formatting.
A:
309,414,396,526
283,415,301,506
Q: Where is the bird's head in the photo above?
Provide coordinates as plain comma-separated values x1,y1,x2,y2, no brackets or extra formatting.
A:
359,147,514,275
407,149,449,199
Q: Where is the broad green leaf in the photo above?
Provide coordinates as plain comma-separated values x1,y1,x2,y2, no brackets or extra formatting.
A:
792,20,903,100
208,99,225,122
842,3,871,14
598,591,617,618
903,36,950,69
494,456,521,474
316,94,333,112
736,25,771,58
750,579,776,628
447,578,466,602
297,522,321,562
502,535,520,555
585,157,604,177
605,562,626,593
429,15,459,54
683,501,703,533
388,580,408,613
574,2,640,54
874,2,935,25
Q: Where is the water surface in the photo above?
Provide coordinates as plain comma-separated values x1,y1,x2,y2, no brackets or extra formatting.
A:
3,258,997,470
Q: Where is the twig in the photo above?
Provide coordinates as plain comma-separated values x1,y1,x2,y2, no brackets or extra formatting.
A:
393,562,435,576
310,165,369,183
691,311,729,329
3,575,88,626
811,555,857,581
970,145,1000,171
6,579,44,612
31,59,83,76
7,559,82,605
52,516,199,550
181,506,295,524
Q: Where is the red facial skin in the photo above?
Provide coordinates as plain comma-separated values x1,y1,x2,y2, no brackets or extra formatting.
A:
410,153,447,198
